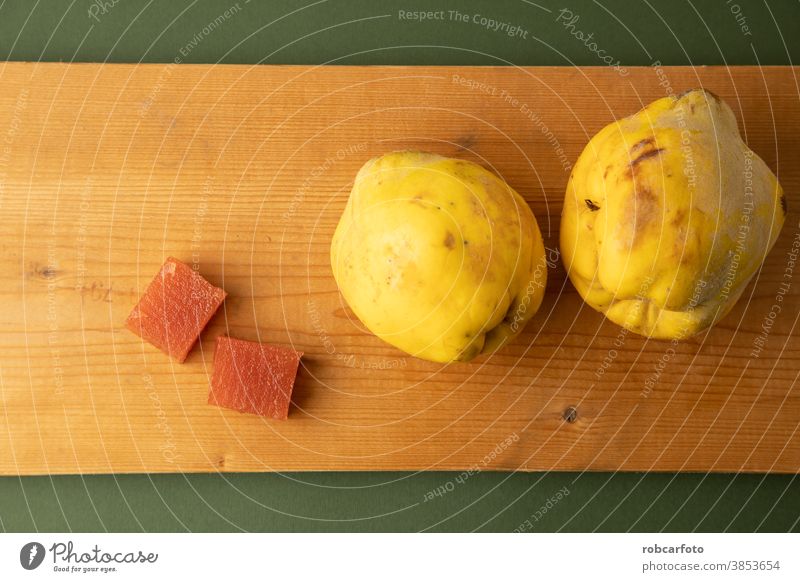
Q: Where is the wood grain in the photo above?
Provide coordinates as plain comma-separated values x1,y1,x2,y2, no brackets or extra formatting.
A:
0,62,799,475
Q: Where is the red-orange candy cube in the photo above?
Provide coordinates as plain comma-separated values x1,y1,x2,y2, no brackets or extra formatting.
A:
126,257,226,362
209,336,302,420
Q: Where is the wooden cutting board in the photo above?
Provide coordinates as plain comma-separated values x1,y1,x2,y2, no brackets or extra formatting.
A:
1,62,798,475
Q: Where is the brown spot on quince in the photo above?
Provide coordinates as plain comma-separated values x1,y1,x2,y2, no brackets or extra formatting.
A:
631,137,655,152
624,185,660,246
631,147,665,168
670,208,687,228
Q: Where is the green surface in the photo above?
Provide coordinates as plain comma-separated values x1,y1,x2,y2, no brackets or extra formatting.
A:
1,0,799,532
1,472,798,532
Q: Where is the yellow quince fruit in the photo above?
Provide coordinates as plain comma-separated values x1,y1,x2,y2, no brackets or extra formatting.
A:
331,151,547,363
561,89,785,339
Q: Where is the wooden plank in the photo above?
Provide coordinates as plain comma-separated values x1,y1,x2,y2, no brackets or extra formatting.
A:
0,62,798,475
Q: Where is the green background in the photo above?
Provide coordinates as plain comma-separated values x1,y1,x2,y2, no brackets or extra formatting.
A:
1,0,799,532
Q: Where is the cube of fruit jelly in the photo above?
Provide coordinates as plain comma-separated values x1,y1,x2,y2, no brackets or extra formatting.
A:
209,336,302,420
126,257,226,362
